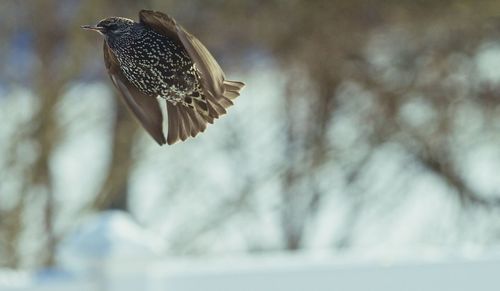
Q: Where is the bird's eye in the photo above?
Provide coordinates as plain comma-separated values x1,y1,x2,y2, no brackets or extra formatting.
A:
107,23,119,31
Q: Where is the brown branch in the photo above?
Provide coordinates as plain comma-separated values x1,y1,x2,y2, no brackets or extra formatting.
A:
91,97,139,211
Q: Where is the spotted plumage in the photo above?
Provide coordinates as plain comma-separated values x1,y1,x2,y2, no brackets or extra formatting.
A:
82,10,245,145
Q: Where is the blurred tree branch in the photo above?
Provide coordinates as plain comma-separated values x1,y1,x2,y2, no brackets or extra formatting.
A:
4,0,500,267
91,99,139,211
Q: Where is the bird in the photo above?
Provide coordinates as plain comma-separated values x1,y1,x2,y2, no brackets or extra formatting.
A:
82,10,245,145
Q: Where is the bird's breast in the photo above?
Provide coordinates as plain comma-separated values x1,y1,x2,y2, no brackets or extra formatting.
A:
109,31,201,100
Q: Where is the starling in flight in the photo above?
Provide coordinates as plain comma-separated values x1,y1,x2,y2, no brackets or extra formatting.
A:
82,10,245,145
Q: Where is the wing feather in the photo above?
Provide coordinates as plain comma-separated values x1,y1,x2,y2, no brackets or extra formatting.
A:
139,10,245,139
103,43,166,145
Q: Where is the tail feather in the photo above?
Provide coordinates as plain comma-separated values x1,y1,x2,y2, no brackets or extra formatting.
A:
166,79,245,145
178,107,191,140
223,80,245,100
217,96,234,108
186,108,207,136
206,91,227,117
205,80,245,118
166,104,180,145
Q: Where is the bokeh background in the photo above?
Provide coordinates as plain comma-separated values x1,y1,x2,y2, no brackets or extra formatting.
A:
2,0,500,271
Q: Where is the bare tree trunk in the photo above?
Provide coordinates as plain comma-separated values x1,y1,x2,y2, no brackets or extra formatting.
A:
28,0,63,267
92,96,139,211
280,72,338,250
0,202,24,268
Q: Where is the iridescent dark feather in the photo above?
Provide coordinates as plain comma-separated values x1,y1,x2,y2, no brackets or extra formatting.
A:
103,43,167,145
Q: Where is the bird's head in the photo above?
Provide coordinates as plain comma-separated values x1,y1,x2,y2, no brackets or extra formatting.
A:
81,17,135,39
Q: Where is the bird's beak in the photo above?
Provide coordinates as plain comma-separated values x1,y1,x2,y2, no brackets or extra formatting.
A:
81,25,105,33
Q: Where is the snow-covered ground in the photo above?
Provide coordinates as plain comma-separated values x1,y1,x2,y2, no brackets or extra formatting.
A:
1,251,500,291
2,211,499,291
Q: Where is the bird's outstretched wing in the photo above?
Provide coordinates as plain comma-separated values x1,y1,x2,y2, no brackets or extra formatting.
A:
139,10,245,145
103,42,167,145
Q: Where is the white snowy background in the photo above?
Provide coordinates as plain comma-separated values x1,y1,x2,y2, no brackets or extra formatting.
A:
2,1,500,290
